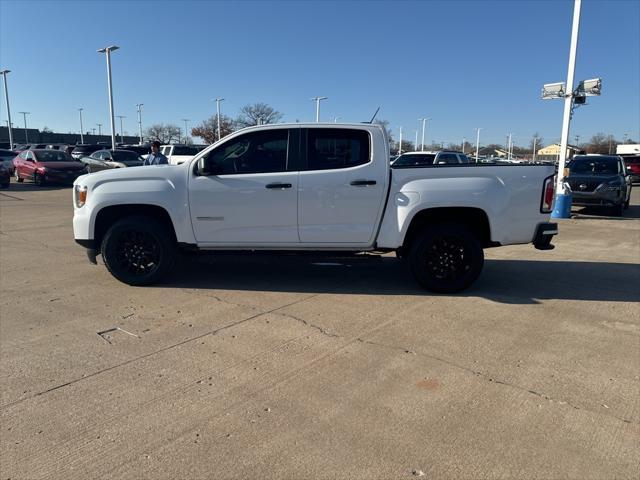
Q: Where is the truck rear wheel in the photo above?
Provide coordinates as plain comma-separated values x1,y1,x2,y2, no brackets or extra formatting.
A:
407,224,484,293
101,215,176,286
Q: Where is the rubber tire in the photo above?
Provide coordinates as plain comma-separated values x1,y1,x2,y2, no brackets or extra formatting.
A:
408,224,484,293
34,172,45,187
101,215,176,286
14,170,23,183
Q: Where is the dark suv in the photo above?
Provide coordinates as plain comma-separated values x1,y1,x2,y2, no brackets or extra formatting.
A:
567,155,632,216
71,144,103,160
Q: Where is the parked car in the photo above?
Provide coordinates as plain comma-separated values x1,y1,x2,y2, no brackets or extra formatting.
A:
80,149,144,173
0,164,10,188
392,150,470,166
0,149,17,174
621,155,640,184
73,123,557,292
71,144,104,160
160,144,202,165
567,154,632,216
27,144,48,150
120,144,151,158
46,144,76,154
13,149,87,186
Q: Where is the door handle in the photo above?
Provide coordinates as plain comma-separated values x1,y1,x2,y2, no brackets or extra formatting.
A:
265,183,292,189
350,180,377,186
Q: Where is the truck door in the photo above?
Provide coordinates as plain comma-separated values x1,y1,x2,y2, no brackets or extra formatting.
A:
298,127,387,244
189,128,300,245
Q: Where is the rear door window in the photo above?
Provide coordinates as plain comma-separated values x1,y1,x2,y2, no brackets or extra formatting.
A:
305,129,370,171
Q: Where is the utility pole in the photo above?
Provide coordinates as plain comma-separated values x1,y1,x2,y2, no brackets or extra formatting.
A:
1,69,14,149
556,0,581,195
475,128,482,163
116,115,126,143
135,103,143,144
418,118,430,151
214,98,224,141
97,45,120,151
311,96,327,122
78,108,84,144
18,112,30,142
181,118,190,143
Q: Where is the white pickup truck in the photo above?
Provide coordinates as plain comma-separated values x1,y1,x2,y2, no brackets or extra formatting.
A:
73,123,557,292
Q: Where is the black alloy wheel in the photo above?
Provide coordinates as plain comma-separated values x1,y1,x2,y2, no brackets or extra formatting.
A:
33,172,45,187
408,224,484,293
102,215,176,285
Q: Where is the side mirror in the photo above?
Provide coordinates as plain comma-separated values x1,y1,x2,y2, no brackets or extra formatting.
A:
197,157,222,176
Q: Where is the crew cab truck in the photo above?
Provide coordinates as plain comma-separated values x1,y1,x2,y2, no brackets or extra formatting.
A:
73,123,557,293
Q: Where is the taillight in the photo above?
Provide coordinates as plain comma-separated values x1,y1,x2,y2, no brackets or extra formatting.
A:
541,175,555,213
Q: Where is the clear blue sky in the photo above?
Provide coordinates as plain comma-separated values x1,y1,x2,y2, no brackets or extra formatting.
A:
1,0,639,147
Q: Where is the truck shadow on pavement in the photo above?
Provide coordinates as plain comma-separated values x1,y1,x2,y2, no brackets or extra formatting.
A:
164,254,640,305
572,205,640,220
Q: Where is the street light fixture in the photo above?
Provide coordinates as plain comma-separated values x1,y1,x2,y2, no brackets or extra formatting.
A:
116,115,126,143
135,104,144,144
418,117,430,151
78,108,84,144
181,118,190,143
311,97,327,122
96,123,102,136
214,98,224,141
0,69,14,149
97,45,120,150
18,112,30,142
475,127,482,163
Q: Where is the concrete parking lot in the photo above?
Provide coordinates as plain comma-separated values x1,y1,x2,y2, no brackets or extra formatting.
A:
1,183,639,479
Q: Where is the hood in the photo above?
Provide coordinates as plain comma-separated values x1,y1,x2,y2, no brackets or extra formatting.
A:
41,161,86,170
74,161,182,189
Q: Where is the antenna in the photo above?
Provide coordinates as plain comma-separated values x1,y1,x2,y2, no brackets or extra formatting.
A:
367,107,380,124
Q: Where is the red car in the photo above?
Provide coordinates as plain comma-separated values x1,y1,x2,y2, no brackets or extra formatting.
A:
622,155,640,183
13,149,87,186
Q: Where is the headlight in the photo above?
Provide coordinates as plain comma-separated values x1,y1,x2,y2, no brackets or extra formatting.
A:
597,183,622,192
74,185,88,208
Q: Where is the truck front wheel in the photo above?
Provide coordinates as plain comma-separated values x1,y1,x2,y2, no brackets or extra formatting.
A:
407,224,484,293
101,215,176,286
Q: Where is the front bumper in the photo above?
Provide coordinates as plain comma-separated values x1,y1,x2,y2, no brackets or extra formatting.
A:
75,239,98,264
571,190,624,207
532,222,557,250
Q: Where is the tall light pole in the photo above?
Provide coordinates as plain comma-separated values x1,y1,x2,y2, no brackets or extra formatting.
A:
78,108,84,144
532,134,538,162
181,118,190,143
214,98,224,142
116,115,126,143
96,123,102,136
475,127,482,163
398,126,403,154
97,45,119,151
0,69,14,149
556,0,581,196
414,130,418,151
418,117,430,151
507,133,513,160
333,116,341,123
311,96,327,122
91,128,96,135
18,112,30,142
462,137,466,154
135,103,143,144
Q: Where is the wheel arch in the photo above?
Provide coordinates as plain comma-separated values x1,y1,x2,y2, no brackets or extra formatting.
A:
94,204,177,248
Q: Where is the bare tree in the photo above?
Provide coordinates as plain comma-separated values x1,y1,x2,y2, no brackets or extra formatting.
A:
144,124,181,144
235,103,283,128
191,115,236,144
586,133,613,154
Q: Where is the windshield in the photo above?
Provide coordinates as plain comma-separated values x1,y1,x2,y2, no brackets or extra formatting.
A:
393,154,436,166
569,157,620,174
34,150,74,162
111,150,142,162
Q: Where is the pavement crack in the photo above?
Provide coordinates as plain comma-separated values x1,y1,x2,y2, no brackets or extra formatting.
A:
273,312,342,338
356,338,637,426
0,293,321,410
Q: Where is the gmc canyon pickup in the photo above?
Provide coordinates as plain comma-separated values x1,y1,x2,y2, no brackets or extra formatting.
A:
73,123,557,292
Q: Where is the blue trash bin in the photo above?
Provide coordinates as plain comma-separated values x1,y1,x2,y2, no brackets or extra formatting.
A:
551,192,572,218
